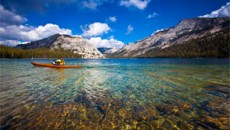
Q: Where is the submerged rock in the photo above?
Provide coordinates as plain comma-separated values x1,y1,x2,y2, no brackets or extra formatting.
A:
205,84,230,99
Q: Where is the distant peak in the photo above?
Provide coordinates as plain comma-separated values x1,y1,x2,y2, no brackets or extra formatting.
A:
60,34,73,38
51,33,62,37
175,17,230,32
45,34,83,40
45,34,62,39
49,33,72,37
179,17,229,23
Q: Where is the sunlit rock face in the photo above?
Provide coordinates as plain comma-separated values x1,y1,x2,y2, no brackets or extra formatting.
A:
51,35,104,58
17,34,105,58
112,17,230,57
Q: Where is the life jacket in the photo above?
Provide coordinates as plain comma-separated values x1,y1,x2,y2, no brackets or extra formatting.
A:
56,59,61,63
53,59,65,65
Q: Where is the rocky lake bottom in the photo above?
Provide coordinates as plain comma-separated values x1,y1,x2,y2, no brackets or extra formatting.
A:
0,58,229,129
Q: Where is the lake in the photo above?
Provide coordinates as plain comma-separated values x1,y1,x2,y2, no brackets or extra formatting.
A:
0,58,229,129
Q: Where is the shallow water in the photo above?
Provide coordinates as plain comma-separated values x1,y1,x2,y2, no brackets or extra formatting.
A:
0,58,229,129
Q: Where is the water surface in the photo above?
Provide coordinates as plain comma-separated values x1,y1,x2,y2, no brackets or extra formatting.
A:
0,58,229,129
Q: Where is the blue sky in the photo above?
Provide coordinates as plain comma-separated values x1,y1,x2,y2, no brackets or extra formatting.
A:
0,0,229,48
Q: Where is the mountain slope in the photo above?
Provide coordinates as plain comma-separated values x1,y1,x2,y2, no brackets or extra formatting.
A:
140,28,230,58
17,34,104,58
111,17,230,58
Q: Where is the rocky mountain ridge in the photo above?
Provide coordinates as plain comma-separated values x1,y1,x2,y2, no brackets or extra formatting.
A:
97,47,119,55
112,17,230,57
17,34,105,58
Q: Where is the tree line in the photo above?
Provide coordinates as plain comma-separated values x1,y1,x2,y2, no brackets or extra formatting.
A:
0,46,82,58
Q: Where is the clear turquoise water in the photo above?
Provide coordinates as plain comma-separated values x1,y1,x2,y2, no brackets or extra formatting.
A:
0,58,229,129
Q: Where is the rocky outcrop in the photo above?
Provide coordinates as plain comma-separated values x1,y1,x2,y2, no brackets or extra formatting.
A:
17,34,105,58
104,48,119,54
112,17,230,57
102,48,120,57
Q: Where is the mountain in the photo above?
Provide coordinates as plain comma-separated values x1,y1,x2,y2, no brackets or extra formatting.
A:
111,17,230,58
97,47,112,54
97,47,119,56
17,34,105,58
97,47,120,57
104,48,119,54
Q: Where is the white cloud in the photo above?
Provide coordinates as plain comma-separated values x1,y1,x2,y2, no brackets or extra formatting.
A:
0,5,73,46
120,0,150,10
28,24,72,40
147,12,158,19
81,22,111,37
0,40,28,46
126,25,134,35
0,5,27,26
109,16,117,22
82,1,98,10
87,37,124,48
200,2,230,18
81,0,112,10
0,24,72,45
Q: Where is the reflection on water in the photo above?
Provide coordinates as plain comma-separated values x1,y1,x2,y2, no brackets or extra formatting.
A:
0,58,229,129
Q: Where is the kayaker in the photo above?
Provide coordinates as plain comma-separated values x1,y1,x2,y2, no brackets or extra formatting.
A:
53,58,65,65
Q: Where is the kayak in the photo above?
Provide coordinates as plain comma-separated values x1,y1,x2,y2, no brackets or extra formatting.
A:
31,62,82,69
